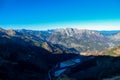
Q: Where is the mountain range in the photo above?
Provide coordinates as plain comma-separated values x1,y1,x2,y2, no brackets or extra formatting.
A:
0,28,78,80
1,27,120,54
16,28,120,53
0,27,120,80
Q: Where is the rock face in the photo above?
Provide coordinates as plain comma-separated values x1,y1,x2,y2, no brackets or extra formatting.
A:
47,28,110,52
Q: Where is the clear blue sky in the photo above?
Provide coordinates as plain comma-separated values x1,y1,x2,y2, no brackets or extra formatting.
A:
0,0,120,30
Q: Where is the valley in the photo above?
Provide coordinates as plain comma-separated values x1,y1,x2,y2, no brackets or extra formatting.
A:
0,28,120,80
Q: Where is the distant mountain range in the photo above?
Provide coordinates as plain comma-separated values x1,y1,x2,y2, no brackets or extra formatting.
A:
0,27,120,80
16,28,120,53
1,27,120,54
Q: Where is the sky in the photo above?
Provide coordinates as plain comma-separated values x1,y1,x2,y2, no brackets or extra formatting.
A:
0,0,120,30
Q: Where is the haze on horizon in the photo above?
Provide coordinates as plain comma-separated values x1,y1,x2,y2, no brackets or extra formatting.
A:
0,0,120,30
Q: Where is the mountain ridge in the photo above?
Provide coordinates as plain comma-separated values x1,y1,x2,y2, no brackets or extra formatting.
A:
1,27,120,53
15,28,120,53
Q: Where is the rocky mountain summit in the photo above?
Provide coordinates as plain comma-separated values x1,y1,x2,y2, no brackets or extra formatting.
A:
47,28,111,52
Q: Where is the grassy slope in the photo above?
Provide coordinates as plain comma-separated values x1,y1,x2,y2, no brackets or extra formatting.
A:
57,46,120,80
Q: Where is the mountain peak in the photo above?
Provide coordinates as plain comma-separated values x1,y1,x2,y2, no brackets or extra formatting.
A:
54,28,99,37
0,28,16,36
7,29,16,36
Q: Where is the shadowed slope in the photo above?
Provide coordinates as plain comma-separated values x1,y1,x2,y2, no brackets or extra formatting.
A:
0,28,79,80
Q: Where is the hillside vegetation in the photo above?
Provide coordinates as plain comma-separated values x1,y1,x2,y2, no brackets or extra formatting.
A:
56,46,120,80
102,46,120,56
